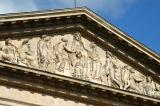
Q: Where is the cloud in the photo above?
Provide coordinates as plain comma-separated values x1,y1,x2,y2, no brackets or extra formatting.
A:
0,0,138,18
57,0,138,18
0,0,37,14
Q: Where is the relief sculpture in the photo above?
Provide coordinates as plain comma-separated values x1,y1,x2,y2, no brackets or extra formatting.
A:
74,52,85,79
18,39,36,68
54,38,72,75
37,35,51,71
87,42,101,81
0,32,160,99
0,38,18,64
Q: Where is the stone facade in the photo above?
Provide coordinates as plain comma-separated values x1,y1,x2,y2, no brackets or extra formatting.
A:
0,7,159,106
0,32,160,100
0,85,94,106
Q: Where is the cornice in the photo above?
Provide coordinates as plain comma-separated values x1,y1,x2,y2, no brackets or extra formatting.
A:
83,8,160,62
0,61,159,105
0,7,86,22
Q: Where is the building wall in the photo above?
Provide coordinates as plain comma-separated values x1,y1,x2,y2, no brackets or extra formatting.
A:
0,85,93,106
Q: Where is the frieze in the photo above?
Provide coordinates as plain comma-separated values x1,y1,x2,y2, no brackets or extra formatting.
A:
0,32,160,99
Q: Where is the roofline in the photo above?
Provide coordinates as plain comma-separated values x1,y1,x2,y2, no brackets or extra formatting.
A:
82,8,160,62
0,7,87,20
0,7,159,63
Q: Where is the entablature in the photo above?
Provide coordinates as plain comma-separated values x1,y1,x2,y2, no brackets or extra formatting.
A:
0,61,159,106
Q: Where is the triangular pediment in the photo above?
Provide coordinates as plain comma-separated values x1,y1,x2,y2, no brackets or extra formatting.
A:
0,7,160,102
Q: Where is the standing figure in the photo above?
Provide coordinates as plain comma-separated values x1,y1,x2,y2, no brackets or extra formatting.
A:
70,32,86,67
54,38,72,74
74,52,85,79
100,54,110,85
46,36,57,73
18,39,36,68
37,35,51,71
87,42,101,81
113,56,123,89
105,51,121,88
1,38,18,64
121,65,131,90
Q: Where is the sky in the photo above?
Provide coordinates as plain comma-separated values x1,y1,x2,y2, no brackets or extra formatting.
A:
0,0,159,54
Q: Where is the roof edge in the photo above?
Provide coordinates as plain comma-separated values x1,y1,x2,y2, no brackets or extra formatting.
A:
82,8,160,63
0,7,159,63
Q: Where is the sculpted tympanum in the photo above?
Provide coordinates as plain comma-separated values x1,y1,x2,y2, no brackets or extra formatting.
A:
1,33,159,99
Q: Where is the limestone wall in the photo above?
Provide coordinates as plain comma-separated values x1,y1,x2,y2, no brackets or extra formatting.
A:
0,85,93,106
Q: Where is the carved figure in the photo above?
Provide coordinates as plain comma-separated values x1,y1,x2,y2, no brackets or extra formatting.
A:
0,44,3,60
54,38,71,73
100,54,110,85
125,69,145,93
37,35,52,71
62,38,75,71
105,51,121,88
113,57,123,89
143,77,160,98
46,36,57,73
73,52,85,79
70,32,86,67
18,39,36,68
71,32,85,53
121,65,131,90
0,33,159,99
155,83,160,99
87,42,101,80
1,38,18,64
155,83,160,91
144,76,156,96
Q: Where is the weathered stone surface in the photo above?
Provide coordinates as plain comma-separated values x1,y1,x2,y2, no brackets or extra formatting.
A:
0,7,159,106
0,85,93,106
0,32,159,99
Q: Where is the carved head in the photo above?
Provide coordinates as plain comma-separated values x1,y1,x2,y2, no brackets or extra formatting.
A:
122,65,128,70
5,38,12,45
73,32,81,41
76,52,82,59
40,34,50,42
106,51,112,58
41,34,48,40
90,42,96,49
146,76,152,83
44,36,51,42
130,68,135,73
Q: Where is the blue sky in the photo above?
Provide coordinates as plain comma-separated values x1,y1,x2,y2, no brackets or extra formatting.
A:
0,0,159,54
